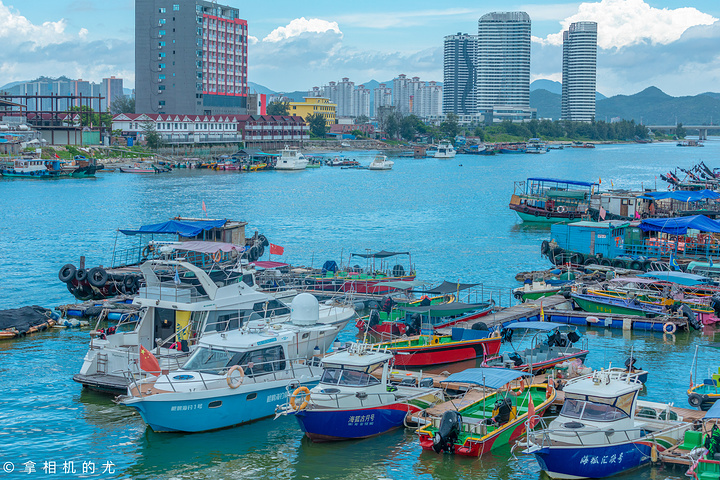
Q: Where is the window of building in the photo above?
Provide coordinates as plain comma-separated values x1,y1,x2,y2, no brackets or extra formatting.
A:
159,63,166,68
159,74,166,80
158,41,166,47
158,7,166,13
159,85,166,90
159,30,166,36
159,52,166,58
159,101,165,106
173,4,180,11
174,123,178,129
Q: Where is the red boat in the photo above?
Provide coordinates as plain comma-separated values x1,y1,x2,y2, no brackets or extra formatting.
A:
364,301,495,336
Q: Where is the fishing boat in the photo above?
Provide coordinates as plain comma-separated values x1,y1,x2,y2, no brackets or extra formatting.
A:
688,345,720,410
571,142,595,148
512,279,564,302
678,140,704,147
525,368,692,479
120,163,158,173
74,260,355,394
355,290,450,335
526,138,548,154
485,321,589,374
434,141,456,158
277,342,443,441
274,146,308,170
509,177,596,223
118,320,323,432
417,368,556,456
0,158,51,177
368,155,394,170
372,326,502,367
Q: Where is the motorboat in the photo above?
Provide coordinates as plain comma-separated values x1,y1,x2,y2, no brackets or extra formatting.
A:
275,146,308,170
417,368,556,456
434,141,456,159
526,138,548,154
525,369,691,479
278,342,443,441
73,260,355,394
119,163,158,173
368,155,394,171
118,321,323,432
0,158,50,177
485,321,589,374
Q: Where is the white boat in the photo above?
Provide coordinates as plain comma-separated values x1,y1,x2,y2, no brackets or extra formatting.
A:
526,138,549,154
119,163,156,173
118,321,323,432
74,260,355,394
278,342,442,441
368,155,394,171
524,368,692,479
434,141,456,158
275,146,308,170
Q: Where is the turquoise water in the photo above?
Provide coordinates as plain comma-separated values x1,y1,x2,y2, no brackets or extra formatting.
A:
1,140,719,479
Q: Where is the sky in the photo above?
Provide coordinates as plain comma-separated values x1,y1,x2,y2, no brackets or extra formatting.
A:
1,0,719,97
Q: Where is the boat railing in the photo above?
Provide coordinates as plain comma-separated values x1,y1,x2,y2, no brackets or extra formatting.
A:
139,282,210,303
124,355,312,398
527,422,657,449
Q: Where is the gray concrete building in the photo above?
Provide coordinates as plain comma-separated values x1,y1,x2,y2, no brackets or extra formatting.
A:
562,21,597,122
135,0,248,115
443,33,477,116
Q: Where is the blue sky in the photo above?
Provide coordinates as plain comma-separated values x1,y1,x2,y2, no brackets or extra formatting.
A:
1,0,719,97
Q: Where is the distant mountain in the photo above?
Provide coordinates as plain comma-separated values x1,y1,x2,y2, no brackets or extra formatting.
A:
247,82,277,96
531,79,605,101
701,92,720,100
530,89,561,120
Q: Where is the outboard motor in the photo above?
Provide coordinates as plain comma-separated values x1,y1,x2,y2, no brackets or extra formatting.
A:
680,304,702,330
509,352,524,367
625,356,639,372
501,328,513,343
405,313,422,336
547,330,561,347
566,330,581,344
368,310,381,328
472,322,489,331
432,411,462,453
711,295,720,317
381,296,395,313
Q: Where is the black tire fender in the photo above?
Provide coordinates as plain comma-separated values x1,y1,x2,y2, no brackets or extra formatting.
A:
75,268,88,282
58,264,76,283
88,267,108,288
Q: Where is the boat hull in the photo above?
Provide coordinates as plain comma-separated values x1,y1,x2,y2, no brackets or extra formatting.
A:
388,336,502,367
571,294,659,317
294,403,422,441
363,304,493,336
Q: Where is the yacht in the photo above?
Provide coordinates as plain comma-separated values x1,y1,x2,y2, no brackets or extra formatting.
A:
275,146,309,170
434,141,456,159
368,155,394,171
73,260,355,394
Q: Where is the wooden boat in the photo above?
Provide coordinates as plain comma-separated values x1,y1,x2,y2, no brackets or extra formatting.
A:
355,293,449,334
513,279,564,302
688,345,720,410
120,163,157,173
372,327,502,367
305,251,416,294
485,321,589,374
509,177,596,224
417,368,555,456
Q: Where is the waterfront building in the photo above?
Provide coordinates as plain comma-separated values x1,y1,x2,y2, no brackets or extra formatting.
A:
409,76,424,114
562,21,598,122
352,85,371,118
414,81,443,118
337,77,355,118
288,97,337,124
102,77,124,112
135,0,248,116
392,74,411,114
329,123,375,136
476,12,531,118
373,83,392,118
443,33,477,115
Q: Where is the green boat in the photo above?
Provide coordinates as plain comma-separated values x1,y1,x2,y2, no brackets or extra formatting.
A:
570,292,663,317
513,280,564,302
509,178,597,224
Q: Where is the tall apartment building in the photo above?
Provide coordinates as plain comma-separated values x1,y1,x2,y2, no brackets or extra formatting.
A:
476,12,531,116
352,85,370,118
392,74,411,114
443,33,477,115
135,0,248,115
562,21,597,122
337,77,355,117
102,76,124,111
373,83,392,117
2,77,120,112
414,81,443,118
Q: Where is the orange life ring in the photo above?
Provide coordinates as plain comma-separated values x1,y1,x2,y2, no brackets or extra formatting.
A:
661,245,670,254
508,378,525,396
290,386,311,410
546,378,554,400
213,250,222,263
226,365,244,389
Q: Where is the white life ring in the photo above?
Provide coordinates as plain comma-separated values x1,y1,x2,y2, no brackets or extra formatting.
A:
663,322,677,334
226,365,244,388
557,206,567,213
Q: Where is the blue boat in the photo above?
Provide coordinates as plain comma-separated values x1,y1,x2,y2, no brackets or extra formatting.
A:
118,321,323,432
278,343,443,442
524,369,691,479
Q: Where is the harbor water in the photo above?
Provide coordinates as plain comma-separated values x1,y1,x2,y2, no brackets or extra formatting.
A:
1,141,719,479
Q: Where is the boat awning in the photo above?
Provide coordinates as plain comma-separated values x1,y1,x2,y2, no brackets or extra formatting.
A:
608,277,659,284
527,177,596,187
638,271,712,286
415,280,479,294
705,400,720,420
251,261,289,269
440,368,532,389
374,280,426,289
505,321,565,331
641,190,720,202
351,250,410,259
398,302,489,317
120,219,227,237
639,215,720,235
172,241,245,254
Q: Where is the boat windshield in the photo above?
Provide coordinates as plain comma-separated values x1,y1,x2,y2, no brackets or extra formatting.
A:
560,399,628,422
182,345,286,375
320,368,380,387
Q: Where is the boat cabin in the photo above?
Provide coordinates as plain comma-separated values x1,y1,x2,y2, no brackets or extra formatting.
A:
511,178,596,216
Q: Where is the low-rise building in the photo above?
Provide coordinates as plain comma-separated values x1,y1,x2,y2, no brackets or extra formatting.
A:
329,123,375,136
288,97,337,124
236,114,308,148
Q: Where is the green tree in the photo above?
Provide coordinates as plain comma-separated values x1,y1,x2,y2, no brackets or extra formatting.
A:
440,113,460,139
473,126,485,141
355,115,369,124
350,129,364,138
110,95,135,114
68,105,111,128
384,113,401,139
305,113,327,138
142,121,162,149
675,123,686,139
267,100,290,116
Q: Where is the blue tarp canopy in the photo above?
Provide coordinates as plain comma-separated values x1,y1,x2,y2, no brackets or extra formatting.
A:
642,190,720,202
638,271,713,286
527,178,596,187
505,321,565,331
120,219,227,237
440,368,531,389
639,215,720,235
705,400,720,420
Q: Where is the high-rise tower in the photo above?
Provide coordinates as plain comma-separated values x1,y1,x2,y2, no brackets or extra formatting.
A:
443,33,476,115
562,21,597,122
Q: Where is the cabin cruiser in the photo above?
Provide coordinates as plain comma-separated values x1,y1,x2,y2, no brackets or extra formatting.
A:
434,141,456,159
275,146,308,170
368,155,394,171
118,321,323,432
73,260,355,394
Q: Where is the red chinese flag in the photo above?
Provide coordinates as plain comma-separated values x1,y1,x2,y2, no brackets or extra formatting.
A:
526,392,538,432
139,345,161,376
269,243,284,255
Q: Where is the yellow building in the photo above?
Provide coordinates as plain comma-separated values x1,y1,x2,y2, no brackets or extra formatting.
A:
288,97,337,124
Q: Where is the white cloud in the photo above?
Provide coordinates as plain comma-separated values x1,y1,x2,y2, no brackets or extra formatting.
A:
78,27,88,39
248,35,258,45
0,1,67,47
263,17,342,43
535,0,717,49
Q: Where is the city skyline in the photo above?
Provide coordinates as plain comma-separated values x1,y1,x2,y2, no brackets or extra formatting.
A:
0,0,719,97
